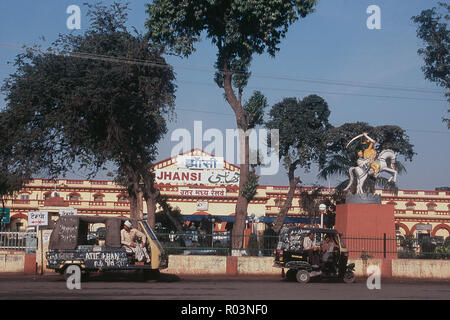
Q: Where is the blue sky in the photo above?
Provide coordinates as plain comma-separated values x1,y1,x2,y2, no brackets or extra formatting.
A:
1,0,449,190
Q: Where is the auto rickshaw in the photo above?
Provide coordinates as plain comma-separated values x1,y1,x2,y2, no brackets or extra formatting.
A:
273,227,355,284
46,216,168,280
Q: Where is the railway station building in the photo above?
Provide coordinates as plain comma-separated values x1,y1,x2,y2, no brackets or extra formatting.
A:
2,149,450,241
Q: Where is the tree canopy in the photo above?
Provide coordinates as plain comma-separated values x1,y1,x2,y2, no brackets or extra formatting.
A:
1,2,176,224
412,2,450,127
146,0,317,58
319,122,415,194
265,94,331,232
146,0,318,251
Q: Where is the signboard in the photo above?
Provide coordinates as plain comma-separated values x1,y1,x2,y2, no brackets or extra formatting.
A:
59,209,78,216
0,208,10,223
28,211,48,227
415,224,432,231
176,156,224,170
156,169,239,185
196,201,209,211
179,188,226,197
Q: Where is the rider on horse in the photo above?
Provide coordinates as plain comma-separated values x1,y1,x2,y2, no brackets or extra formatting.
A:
356,133,380,177
345,133,398,194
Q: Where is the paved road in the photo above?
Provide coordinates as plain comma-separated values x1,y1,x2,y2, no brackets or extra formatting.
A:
0,273,449,300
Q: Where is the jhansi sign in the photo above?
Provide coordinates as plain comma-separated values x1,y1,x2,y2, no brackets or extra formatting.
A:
59,209,78,216
28,211,48,226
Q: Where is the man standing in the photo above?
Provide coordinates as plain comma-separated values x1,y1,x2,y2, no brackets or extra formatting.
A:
121,220,151,264
303,232,320,267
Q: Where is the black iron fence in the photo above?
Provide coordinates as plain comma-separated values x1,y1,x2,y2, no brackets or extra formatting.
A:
154,232,450,259
3,230,448,260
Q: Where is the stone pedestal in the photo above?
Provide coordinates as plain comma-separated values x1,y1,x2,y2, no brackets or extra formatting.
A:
335,203,397,259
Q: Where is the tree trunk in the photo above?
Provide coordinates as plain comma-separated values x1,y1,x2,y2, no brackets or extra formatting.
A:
141,170,157,229
129,190,139,228
231,130,250,253
272,163,301,233
145,194,157,229
222,61,251,255
124,164,141,228
156,197,184,232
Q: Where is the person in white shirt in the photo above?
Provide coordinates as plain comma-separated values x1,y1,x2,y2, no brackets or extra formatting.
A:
321,234,336,264
303,232,320,266
121,220,151,264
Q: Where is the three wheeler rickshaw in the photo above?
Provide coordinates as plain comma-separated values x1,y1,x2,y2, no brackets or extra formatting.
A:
273,227,355,284
46,215,168,280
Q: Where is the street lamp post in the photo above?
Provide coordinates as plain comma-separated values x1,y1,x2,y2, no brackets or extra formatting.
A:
250,214,255,234
319,204,326,229
211,217,215,248
319,204,326,241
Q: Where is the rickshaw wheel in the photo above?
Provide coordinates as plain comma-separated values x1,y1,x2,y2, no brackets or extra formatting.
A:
286,269,297,281
343,271,355,284
295,270,310,284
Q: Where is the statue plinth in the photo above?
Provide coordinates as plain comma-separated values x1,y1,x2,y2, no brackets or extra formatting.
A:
335,202,397,259
346,193,381,204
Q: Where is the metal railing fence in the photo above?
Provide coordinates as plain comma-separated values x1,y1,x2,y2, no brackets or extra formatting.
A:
0,231,38,253
2,230,448,260
154,232,450,259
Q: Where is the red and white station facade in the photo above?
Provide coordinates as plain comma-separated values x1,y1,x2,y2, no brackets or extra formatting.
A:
3,149,450,240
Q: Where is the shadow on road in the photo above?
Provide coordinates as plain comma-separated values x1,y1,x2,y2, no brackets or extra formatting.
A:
48,271,182,283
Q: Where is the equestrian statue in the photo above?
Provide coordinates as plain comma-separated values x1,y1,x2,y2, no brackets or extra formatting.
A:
344,132,398,195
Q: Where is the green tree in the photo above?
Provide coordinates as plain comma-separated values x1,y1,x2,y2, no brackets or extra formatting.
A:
155,201,184,232
145,0,318,252
265,95,331,232
319,123,415,194
0,118,34,225
412,2,450,128
155,195,185,232
1,2,176,227
299,186,324,226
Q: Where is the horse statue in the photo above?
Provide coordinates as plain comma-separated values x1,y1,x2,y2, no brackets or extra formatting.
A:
344,133,398,195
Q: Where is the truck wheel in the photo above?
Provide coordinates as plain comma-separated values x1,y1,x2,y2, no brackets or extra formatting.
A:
296,270,310,284
64,264,81,281
343,271,355,284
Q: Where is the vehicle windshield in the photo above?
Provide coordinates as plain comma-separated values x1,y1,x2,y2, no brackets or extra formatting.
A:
320,233,339,245
141,220,164,252
141,220,157,240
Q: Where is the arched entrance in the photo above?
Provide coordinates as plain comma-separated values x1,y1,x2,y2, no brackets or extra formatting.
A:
9,213,28,231
432,224,450,238
395,222,410,236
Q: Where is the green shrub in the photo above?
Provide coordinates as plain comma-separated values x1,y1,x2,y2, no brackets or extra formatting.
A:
247,234,259,256
398,250,416,259
360,250,373,260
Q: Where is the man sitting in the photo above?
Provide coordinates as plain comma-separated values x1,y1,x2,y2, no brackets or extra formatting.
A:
121,220,151,264
321,235,336,268
303,232,320,267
